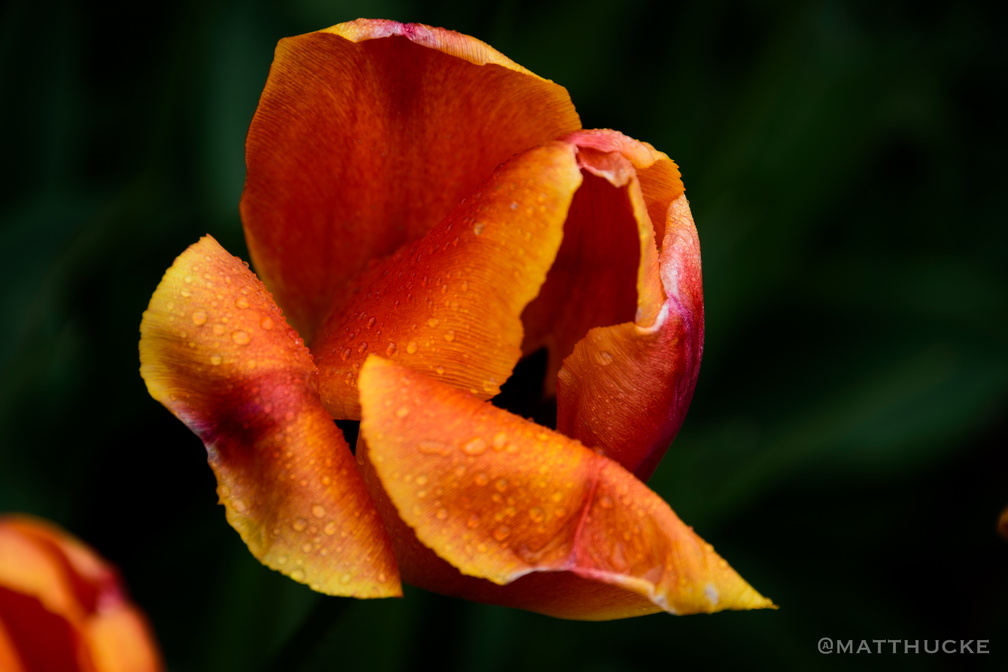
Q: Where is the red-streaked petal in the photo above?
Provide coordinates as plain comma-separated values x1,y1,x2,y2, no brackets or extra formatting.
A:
520,133,667,392
241,19,581,342
139,236,400,597
312,142,581,420
358,356,772,619
557,194,703,479
0,516,163,672
522,129,699,479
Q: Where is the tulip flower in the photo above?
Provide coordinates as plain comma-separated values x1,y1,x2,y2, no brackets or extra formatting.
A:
139,18,774,619
0,515,163,672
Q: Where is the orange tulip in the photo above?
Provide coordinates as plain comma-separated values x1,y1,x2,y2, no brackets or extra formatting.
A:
0,516,163,672
139,19,773,619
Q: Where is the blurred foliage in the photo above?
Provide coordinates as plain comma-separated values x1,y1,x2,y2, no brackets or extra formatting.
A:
1,0,1005,670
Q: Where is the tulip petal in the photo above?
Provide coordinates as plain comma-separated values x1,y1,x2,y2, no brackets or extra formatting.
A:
358,356,773,619
241,19,581,342
520,132,668,394
517,130,701,479
558,193,703,479
312,142,581,419
0,516,163,672
139,237,400,597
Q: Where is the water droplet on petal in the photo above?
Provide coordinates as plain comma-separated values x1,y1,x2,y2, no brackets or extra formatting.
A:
357,342,368,354
340,348,351,362
529,507,545,522
260,316,274,330
292,518,308,532
236,297,250,309
232,330,250,345
406,341,419,354
473,222,485,235
444,330,455,342
386,342,397,355
462,437,487,455
418,440,450,456
210,355,223,366
191,311,207,325
436,508,449,520
492,525,511,541
427,318,440,328
311,505,326,518
597,351,614,365
395,406,410,419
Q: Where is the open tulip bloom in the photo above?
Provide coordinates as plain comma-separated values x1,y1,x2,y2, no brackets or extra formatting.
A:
140,19,774,620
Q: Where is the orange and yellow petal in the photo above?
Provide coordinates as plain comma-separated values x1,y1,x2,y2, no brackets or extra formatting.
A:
358,356,773,620
557,194,703,479
241,19,581,342
139,236,400,597
0,516,163,672
312,141,581,420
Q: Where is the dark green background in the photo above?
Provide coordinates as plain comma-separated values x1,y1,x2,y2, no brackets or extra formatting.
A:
2,0,1005,670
